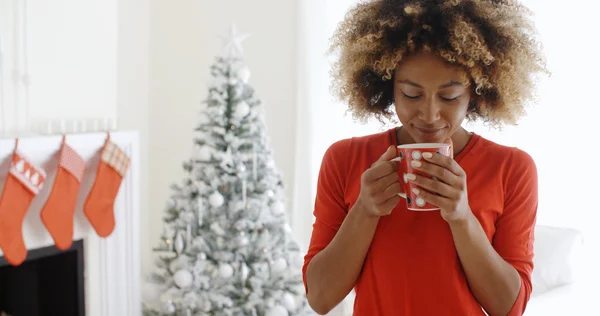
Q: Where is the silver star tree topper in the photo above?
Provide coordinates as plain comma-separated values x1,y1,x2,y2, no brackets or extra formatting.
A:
218,24,251,59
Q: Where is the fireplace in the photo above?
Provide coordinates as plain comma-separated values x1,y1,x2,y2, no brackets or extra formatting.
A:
0,240,85,316
0,133,141,316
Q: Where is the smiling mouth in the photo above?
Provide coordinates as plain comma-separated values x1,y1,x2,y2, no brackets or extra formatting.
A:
414,126,445,134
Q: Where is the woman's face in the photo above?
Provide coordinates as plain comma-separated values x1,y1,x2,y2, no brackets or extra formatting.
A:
393,51,471,144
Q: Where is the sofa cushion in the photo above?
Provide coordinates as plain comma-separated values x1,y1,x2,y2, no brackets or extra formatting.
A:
531,225,583,296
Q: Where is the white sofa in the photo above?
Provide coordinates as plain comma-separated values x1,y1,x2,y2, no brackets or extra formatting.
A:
333,225,594,316
525,225,595,315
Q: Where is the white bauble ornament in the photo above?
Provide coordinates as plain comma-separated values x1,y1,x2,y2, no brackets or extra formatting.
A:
195,145,212,161
282,292,296,311
233,200,246,212
180,211,196,224
233,101,250,119
203,300,212,312
198,252,207,260
271,258,288,273
240,263,249,281
238,67,251,84
236,163,247,174
210,222,226,236
228,77,238,86
219,263,234,278
174,231,185,255
237,235,249,246
209,191,224,207
266,190,274,198
266,305,289,316
174,269,194,289
283,224,292,233
166,198,177,209
271,201,285,215
169,257,185,273
161,300,176,314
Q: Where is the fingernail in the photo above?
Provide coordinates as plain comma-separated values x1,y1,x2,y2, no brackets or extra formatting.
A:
410,160,421,168
407,173,416,181
423,152,433,159
412,188,420,195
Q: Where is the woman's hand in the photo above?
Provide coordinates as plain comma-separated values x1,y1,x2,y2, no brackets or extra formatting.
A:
356,145,402,217
407,144,472,224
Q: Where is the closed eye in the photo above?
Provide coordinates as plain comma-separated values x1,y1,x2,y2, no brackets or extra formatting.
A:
441,96,460,102
402,92,420,100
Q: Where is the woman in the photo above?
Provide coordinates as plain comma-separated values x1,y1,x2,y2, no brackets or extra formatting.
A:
302,0,548,315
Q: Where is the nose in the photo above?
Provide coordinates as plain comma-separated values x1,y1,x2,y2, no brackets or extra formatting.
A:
418,97,441,124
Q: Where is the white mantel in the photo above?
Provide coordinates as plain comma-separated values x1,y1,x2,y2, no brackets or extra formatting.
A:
0,131,141,316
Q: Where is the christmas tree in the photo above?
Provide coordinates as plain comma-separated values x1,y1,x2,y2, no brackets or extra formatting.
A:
142,26,311,316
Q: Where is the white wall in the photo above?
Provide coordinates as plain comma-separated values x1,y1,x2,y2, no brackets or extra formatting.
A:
1,0,296,282
117,0,150,279
147,0,298,274
0,0,118,135
0,0,151,282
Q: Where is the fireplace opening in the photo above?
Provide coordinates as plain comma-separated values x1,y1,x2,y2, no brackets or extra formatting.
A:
0,240,85,316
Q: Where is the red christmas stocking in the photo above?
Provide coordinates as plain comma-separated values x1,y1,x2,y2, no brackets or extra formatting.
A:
41,140,86,250
0,148,46,266
84,138,130,237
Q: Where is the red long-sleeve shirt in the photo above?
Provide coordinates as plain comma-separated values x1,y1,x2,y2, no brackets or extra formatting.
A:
303,127,537,315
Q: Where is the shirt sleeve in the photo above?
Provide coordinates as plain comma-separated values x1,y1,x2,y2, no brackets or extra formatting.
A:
302,140,350,294
492,148,538,316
